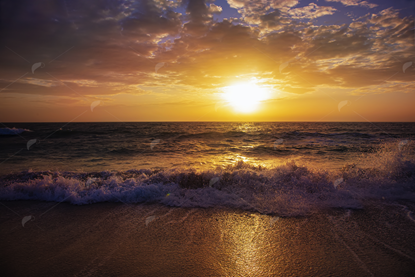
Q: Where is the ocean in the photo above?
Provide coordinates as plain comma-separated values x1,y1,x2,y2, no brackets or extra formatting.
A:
0,122,414,216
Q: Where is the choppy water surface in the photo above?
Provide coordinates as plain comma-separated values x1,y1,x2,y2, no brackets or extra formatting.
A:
0,122,414,215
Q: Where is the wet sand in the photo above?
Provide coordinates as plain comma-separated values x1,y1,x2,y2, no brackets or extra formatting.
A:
0,201,415,276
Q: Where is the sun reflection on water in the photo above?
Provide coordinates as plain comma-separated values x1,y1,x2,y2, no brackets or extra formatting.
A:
215,212,273,276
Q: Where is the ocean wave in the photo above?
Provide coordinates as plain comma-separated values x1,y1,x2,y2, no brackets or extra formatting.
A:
286,131,377,138
0,127,31,135
1,144,414,216
176,131,248,140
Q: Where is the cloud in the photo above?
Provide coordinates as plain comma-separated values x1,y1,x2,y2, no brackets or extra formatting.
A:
282,86,315,94
0,0,413,103
209,3,223,14
226,0,299,25
288,3,336,19
325,0,378,8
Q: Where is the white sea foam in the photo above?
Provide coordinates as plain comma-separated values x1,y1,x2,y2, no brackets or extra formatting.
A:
1,146,414,216
0,127,31,135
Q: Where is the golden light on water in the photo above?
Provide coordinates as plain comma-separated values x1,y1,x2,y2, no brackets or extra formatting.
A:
222,81,270,113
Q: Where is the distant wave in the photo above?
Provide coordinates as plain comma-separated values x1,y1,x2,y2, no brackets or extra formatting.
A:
1,145,414,216
174,130,379,140
176,131,247,140
0,127,31,135
286,131,377,138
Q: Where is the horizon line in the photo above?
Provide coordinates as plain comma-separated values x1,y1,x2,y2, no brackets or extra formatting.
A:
2,121,415,123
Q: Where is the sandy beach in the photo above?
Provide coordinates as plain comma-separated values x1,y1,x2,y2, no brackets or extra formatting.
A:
1,200,415,276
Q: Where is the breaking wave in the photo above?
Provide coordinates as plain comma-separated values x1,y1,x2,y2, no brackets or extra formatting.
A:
0,142,414,216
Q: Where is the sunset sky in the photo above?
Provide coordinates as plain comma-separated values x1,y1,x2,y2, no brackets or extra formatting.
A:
1,0,414,122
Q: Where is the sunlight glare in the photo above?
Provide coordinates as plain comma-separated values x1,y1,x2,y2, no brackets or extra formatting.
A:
222,82,270,113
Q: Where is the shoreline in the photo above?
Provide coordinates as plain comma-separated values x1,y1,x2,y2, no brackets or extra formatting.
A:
1,201,414,276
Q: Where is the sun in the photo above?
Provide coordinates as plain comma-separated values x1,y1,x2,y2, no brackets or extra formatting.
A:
222,82,270,113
